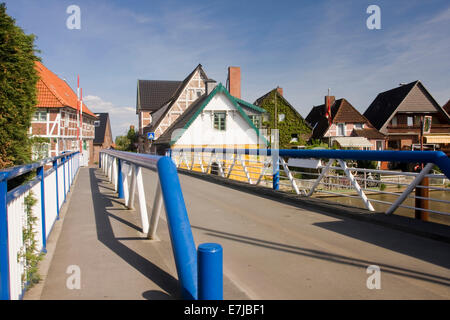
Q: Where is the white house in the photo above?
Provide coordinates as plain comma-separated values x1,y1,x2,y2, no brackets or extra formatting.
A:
153,82,267,153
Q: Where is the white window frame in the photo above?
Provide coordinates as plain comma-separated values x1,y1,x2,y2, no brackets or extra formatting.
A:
407,116,413,127
32,109,47,122
337,123,345,136
213,112,227,131
250,115,261,128
376,140,384,151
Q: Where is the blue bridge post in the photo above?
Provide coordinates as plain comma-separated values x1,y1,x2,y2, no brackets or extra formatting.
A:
53,159,60,220
0,178,10,300
37,166,47,252
117,159,124,199
198,243,223,300
272,151,279,191
62,156,66,202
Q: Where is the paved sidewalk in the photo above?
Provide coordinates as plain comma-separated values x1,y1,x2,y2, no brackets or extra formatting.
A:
28,167,180,300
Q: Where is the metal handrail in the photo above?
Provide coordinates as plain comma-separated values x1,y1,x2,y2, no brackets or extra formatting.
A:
0,151,80,300
99,150,223,300
171,148,450,218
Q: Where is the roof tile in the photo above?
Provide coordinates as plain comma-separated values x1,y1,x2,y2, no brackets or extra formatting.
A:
34,61,96,117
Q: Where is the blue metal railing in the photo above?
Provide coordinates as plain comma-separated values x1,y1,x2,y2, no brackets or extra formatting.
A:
0,151,80,300
170,147,450,218
171,147,450,179
99,150,223,300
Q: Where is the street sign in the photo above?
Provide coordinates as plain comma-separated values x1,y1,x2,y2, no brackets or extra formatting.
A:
147,132,155,140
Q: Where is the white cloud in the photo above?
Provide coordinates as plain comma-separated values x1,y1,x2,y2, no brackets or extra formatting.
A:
84,95,137,139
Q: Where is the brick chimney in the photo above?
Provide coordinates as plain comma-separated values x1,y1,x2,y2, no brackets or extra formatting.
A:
227,66,241,99
276,87,283,96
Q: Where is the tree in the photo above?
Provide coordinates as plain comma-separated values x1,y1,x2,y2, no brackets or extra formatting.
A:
115,127,138,152
0,3,40,168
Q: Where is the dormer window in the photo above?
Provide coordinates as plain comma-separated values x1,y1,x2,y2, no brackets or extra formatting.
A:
354,123,364,130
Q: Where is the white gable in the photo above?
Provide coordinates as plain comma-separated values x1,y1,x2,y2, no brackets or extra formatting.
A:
175,92,264,146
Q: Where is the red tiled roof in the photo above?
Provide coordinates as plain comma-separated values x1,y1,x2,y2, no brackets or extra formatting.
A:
34,61,96,117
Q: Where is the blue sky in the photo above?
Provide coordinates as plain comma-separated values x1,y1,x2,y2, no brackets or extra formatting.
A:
4,0,450,138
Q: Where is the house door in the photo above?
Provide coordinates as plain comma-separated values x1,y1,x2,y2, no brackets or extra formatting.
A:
82,140,90,166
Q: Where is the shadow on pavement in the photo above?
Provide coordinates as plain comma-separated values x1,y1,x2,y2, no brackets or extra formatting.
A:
89,168,180,299
313,220,450,270
192,225,450,287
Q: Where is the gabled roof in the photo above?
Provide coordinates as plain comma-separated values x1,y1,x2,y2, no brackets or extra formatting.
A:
93,113,111,144
307,98,370,140
35,61,96,117
136,80,182,112
443,99,450,115
254,88,311,128
155,83,268,146
363,80,449,130
142,64,208,132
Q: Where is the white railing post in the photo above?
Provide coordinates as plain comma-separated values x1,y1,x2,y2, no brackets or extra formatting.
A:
338,159,375,212
226,154,237,179
198,153,205,173
122,162,130,205
206,152,213,174
135,166,149,233
386,162,434,215
148,181,164,240
280,158,300,194
239,154,252,184
127,164,137,209
307,159,334,196
256,159,270,186
113,157,118,192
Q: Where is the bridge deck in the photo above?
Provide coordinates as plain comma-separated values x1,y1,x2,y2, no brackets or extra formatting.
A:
26,166,450,299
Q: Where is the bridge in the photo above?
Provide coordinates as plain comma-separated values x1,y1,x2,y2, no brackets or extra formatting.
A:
1,149,449,300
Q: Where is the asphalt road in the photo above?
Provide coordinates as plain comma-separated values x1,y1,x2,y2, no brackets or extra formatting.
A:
142,168,450,299
29,167,450,300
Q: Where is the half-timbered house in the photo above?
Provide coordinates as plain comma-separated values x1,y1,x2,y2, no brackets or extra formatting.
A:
31,61,97,164
136,64,209,152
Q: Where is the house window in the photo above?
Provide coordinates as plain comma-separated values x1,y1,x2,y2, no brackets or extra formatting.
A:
354,123,364,130
290,133,299,143
94,120,101,127
213,112,226,131
414,115,421,126
376,140,383,151
337,123,345,136
407,116,413,127
249,115,261,128
31,142,49,160
262,114,269,123
196,90,202,98
391,116,397,126
278,113,285,122
32,110,47,121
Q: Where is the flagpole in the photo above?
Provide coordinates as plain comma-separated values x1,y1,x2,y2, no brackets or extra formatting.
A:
77,75,80,152
80,87,83,153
